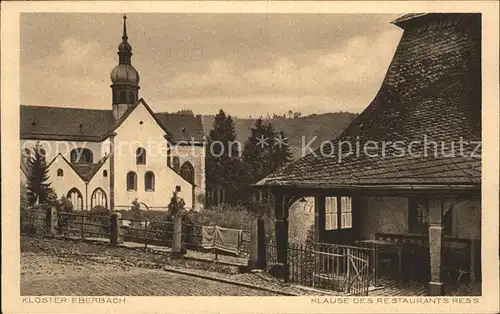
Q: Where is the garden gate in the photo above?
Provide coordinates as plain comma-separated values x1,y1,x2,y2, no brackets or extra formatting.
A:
265,241,373,296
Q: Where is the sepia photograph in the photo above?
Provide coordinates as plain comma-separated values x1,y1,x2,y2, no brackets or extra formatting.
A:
2,1,499,313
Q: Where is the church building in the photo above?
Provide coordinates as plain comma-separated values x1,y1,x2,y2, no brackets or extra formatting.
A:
20,16,206,211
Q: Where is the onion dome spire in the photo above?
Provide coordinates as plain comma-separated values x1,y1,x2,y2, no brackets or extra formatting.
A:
117,15,133,64
110,14,140,115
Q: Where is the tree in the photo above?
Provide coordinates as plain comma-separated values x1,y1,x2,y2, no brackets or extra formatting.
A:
271,130,294,171
242,118,270,183
26,142,56,205
241,120,294,203
205,109,241,205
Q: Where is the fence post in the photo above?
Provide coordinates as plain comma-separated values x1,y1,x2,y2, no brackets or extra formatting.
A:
248,217,259,270
172,213,182,258
346,248,351,294
110,212,122,246
45,206,57,237
257,218,266,269
373,242,379,287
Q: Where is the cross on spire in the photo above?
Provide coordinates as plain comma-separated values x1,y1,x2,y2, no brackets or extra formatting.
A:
122,15,128,41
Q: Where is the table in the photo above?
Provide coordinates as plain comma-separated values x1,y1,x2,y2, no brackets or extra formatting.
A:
358,239,405,275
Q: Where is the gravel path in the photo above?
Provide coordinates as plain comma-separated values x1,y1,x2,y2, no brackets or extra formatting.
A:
22,267,279,296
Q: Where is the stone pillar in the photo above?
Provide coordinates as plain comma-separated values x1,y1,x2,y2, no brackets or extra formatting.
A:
248,217,259,270
172,214,182,258
110,212,122,246
45,206,57,237
314,195,325,242
314,195,325,284
274,192,289,282
428,199,445,296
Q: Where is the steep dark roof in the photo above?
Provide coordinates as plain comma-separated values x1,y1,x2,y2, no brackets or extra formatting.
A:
20,106,115,141
156,113,205,143
256,13,481,188
20,100,205,143
45,153,109,182
71,156,109,182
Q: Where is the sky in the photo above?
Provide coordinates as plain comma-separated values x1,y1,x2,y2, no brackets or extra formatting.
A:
20,13,403,117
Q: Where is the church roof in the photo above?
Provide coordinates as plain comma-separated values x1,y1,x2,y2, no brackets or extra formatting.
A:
20,106,115,141
20,102,206,143
70,156,109,182
255,13,481,189
156,112,205,144
45,153,110,182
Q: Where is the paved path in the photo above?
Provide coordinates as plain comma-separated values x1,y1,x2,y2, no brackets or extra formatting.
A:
22,268,279,296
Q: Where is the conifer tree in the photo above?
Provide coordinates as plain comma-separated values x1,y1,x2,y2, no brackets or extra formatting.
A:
26,142,56,205
271,130,294,171
206,109,241,205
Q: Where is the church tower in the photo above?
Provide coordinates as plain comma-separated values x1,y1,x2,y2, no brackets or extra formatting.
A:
110,15,140,120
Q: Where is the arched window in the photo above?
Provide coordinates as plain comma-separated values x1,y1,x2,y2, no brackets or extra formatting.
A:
66,187,83,211
120,91,126,102
180,162,195,184
91,188,108,209
129,91,135,103
70,148,93,163
172,156,180,172
103,170,108,177
136,147,146,165
126,171,137,191
145,171,155,191
57,169,64,177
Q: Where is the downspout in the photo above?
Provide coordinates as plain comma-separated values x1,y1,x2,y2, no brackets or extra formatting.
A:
109,134,116,211
85,181,89,211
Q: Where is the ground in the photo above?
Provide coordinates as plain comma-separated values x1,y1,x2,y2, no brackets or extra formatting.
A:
21,236,480,296
20,236,311,296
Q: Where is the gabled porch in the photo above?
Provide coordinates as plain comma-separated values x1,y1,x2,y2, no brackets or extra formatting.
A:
268,185,481,296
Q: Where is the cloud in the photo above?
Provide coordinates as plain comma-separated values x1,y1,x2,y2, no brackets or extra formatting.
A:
21,14,403,116
21,37,115,106
161,28,402,115
169,59,238,88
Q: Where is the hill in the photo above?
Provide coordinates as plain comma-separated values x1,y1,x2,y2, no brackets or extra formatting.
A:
202,112,358,159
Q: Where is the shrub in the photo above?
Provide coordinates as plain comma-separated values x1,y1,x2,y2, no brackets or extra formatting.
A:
88,205,111,236
89,205,110,216
20,204,49,235
20,183,29,212
55,196,73,230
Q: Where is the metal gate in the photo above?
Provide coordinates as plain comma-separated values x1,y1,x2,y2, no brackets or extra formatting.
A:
266,241,373,296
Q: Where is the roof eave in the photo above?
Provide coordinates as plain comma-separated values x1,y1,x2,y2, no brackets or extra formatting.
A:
252,182,481,191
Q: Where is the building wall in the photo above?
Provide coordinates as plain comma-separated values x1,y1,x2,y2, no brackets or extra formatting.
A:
356,196,481,241
171,144,206,209
112,103,194,211
87,157,111,210
357,196,409,239
21,139,107,164
450,199,481,239
48,156,86,209
288,197,315,244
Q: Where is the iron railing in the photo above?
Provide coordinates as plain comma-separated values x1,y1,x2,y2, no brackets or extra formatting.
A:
266,240,374,296
55,212,110,239
119,218,174,248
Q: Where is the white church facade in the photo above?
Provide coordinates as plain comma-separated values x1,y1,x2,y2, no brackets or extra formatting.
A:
20,16,206,211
